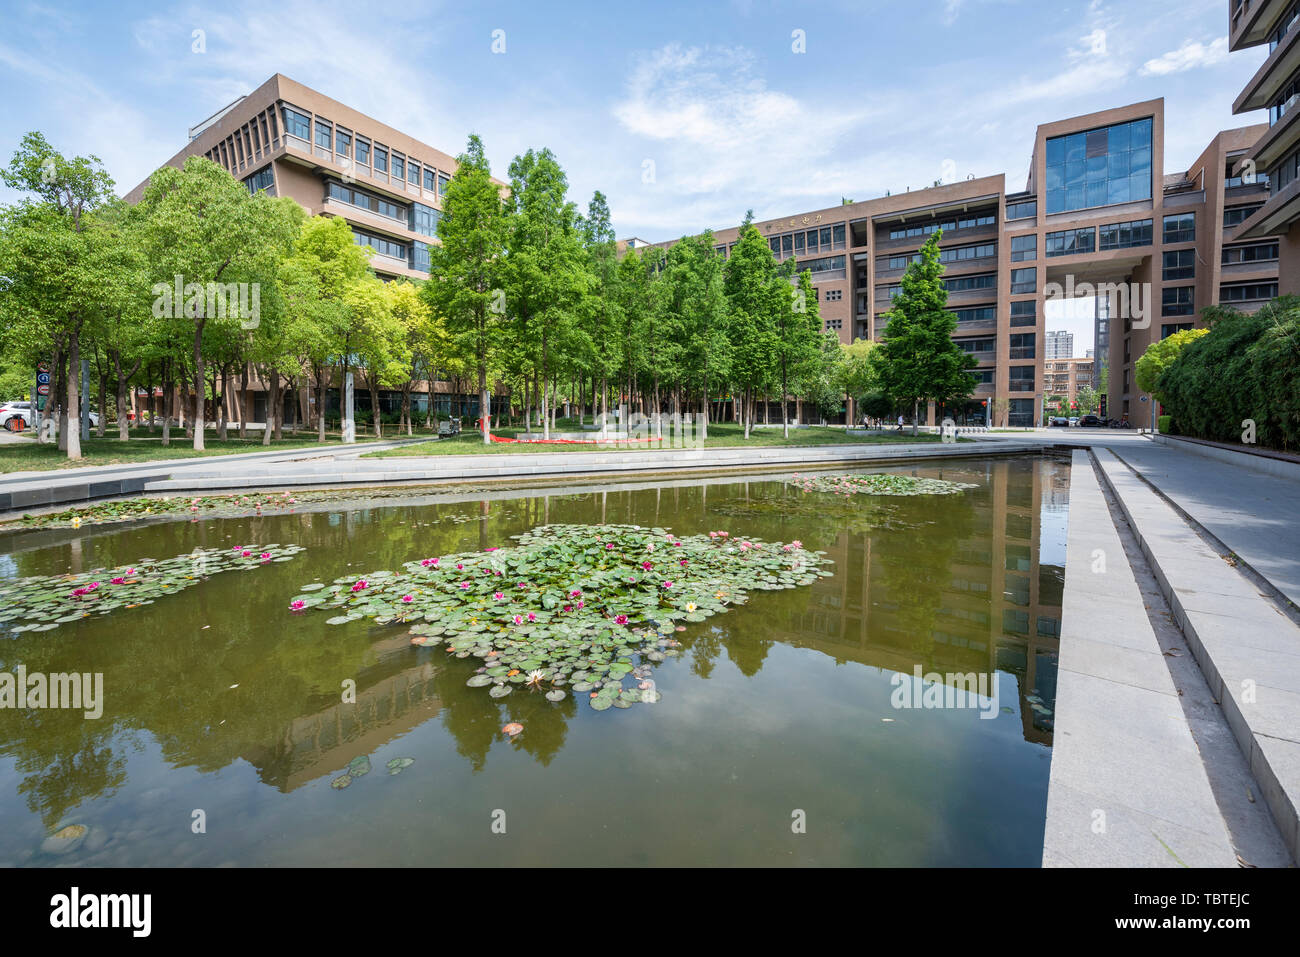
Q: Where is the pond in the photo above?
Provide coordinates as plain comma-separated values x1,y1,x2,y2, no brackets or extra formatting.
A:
0,454,1068,866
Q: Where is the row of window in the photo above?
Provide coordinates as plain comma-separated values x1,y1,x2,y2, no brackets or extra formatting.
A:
1275,146,1300,194
887,214,995,240
352,229,408,261
1222,241,1278,264
244,166,274,195
328,180,405,221
1164,212,1195,243
885,241,997,270
1045,227,1095,257
284,105,450,198
1099,218,1152,250
1163,249,1195,281
769,225,847,258
1220,281,1279,302
1006,200,1037,220
1224,204,1263,228
1045,118,1154,213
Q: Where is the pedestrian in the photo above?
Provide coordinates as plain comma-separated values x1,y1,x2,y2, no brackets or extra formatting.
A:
896,414,904,432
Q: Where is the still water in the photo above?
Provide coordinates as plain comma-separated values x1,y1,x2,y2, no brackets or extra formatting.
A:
0,455,1068,866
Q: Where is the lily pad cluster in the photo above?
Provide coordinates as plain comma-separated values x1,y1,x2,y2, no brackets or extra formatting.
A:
0,543,304,633
788,472,978,497
291,523,833,711
4,490,480,530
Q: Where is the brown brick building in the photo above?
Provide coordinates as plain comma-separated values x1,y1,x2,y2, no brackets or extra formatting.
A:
642,99,1281,426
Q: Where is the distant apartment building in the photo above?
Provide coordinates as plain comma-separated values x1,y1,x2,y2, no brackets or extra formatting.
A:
639,99,1281,426
126,74,506,425
1044,331,1074,359
1228,0,1300,295
1043,357,1096,413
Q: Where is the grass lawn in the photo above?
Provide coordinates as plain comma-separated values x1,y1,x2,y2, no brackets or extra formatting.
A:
0,428,406,473
365,422,955,457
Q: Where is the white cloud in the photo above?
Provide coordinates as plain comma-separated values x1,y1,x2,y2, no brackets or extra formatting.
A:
1139,37,1229,76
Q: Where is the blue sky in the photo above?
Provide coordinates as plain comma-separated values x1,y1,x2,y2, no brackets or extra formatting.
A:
0,0,1269,251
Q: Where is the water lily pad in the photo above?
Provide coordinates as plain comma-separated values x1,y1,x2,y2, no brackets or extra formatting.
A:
331,775,352,790
347,755,371,778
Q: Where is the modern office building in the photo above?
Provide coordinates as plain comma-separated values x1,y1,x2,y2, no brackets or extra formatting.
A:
639,99,1281,426
1045,331,1074,359
1229,0,1300,296
1043,357,1096,413
126,74,507,424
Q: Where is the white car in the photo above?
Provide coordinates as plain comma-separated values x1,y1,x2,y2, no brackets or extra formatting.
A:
0,401,33,431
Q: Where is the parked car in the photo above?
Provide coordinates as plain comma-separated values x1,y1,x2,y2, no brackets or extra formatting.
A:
1068,416,1080,427
1048,416,1069,428
1079,414,1103,428
1,401,33,431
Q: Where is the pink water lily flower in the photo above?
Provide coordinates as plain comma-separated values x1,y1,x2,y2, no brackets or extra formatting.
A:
570,589,581,598
527,612,537,623
513,614,524,625
563,604,573,613
614,614,628,625
110,577,126,585
456,563,464,570
241,550,251,558
605,543,615,550
493,592,505,600
351,580,368,592
260,552,271,561
459,581,471,590
662,581,674,589
642,560,653,571
792,540,803,548
401,594,414,603
290,599,305,611
576,600,584,609
420,558,439,567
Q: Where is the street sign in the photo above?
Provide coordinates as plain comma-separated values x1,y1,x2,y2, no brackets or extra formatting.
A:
36,372,50,385
36,384,49,396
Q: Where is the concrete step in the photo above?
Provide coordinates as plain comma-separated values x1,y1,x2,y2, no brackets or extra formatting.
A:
1095,447,1300,862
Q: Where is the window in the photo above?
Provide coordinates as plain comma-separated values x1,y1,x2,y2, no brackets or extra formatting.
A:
1045,227,1096,257
1162,212,1195,243
1008,397,1035,426
956,336,996,355
1006,200,1037,220
410,202,441,236
1098,218,1152,250
1010,300,1036,326
1220,281,1278,302
1161,286,1194,316
940,242,996,263
956,213,996,230
1162,249,1195,281
825,319,843,330
806,229,820,253
1276,147,1300,193
953,306,995,323
281,106,311,140
782,235,794,256
794,231,805,255
355,138,370,166
888,253,920,270
352,229,408,260
1161,322,1193,339
314,119,332,150
1269,2,1300,52
1268,75,1300,126
769,237,780,255
408,161,420,185
424,168,436,192
335,128,351,156
1011,235,1036,262
438,173,450,197
1011,267,1037,294
889,220,954,240
819,227,832,248
971,369,994,385
945,273,996,292
244,166,274,195
801,254,846,279
327,180,406,221
1045,117,1153,212
392,154,405,181
849,219,869,247
374,146,388,173
1224,204,1262,227
1009,333,1036,360
410,241,431,274
833,224,846,249
1222,242,1279,264
1008,366,1035,392
823,289,843,301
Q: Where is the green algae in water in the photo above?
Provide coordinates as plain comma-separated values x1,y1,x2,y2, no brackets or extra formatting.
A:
789,473,978,497
296,523,832,711
0,544,305,633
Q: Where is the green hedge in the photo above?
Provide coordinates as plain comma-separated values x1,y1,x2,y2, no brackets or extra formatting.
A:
1158,297,1300,451
1157,414,1171,434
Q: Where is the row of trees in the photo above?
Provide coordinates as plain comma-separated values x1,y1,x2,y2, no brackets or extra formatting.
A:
0,131,979,460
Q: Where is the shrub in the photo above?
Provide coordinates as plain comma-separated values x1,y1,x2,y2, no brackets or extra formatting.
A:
1157,414,1171,434
1158,297,1300,451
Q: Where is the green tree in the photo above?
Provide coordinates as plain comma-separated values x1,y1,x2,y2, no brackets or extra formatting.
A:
0,132,118,459
1134,327,1209,405
136,155,302,450
665,231,730,440
723,216,780,437
423,134,509,444
875,232,977,435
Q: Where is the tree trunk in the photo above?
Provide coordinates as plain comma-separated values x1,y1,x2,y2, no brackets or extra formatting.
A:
316,364,327,442
112,350,129,441
192,320,206,450
912,399,919,437
541,332,550,441
262,370,277,446
368,376,382,437
161,362,172,447
238,362,249,440
65,335,82,460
